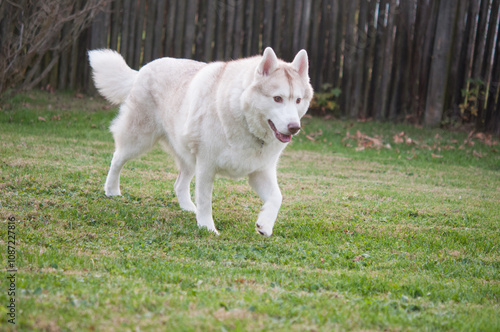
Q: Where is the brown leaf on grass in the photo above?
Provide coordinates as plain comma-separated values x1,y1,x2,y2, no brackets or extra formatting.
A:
474,132,498,146
38,116,46,122
353,255,363,262
306,129,323,141
357,117,373,122
431,153,443,158
356,130,383,148
393,132,405,144
474,132,485,140
473,150,483,158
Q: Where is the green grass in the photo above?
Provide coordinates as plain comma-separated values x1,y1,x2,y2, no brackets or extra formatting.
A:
1,91,499,331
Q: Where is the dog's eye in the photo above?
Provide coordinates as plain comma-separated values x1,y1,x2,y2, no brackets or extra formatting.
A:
273,96,283,103
296,98,301,104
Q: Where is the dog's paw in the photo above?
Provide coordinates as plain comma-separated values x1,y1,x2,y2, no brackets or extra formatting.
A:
255,222,273,237
179,201,197,213
105,189,121,197
198,224,220,235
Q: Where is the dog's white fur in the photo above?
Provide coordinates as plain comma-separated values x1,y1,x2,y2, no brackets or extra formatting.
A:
88,47,313,236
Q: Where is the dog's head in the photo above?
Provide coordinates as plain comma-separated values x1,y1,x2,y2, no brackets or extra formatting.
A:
243,47,314,144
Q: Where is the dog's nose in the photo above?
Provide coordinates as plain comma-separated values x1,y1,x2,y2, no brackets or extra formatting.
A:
288,123,301,135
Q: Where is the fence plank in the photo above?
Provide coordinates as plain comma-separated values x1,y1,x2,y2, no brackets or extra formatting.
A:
184,0,198,59
472,0,490,79
120,0,131,60
152,0,166,59
224,0,235,59
143,0,156,64
232,0,245,59
272,0,282,55
351,0,368,118
424,0,457,127
165,0,177,57
174,0,186,58
204,0,216,61
110,0,121,51
133,0,146,68
263,0,274,49
340,0,357,116
485,30,500,133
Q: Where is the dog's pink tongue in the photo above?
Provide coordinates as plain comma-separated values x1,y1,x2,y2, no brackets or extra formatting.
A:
277,133,291,143
268,120,291,143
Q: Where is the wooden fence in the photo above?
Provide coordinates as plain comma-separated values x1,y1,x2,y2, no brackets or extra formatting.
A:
31,0,500,131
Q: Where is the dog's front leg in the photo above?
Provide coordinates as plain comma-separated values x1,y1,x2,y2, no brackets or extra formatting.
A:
195,164,219,235
249,168,283,237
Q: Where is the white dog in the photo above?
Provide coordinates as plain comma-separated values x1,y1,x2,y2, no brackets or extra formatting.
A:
88,47,313,236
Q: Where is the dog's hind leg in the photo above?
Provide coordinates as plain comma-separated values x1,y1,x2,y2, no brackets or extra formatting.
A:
105,116,158,196
174,158,196,212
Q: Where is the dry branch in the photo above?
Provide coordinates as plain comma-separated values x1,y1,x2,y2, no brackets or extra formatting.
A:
0,0,108,95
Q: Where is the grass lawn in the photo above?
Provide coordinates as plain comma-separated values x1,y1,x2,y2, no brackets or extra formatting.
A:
1,91,499,331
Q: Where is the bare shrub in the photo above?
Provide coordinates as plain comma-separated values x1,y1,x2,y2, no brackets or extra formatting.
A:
0,0,108,95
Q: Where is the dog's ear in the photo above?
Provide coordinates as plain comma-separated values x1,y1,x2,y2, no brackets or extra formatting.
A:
292,49,309,78
257,47,278,76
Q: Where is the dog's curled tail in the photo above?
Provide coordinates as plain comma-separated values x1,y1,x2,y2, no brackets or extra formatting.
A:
88,49,138,105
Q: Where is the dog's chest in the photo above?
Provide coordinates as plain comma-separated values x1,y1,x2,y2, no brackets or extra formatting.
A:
216,143,281,178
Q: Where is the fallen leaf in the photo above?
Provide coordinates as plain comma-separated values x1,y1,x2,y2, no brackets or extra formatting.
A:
431,153,443,158
393,131,406,144
306,135,315,141
353,255,363,262
473,150,483,158
38,116,46,122
474,132,485,140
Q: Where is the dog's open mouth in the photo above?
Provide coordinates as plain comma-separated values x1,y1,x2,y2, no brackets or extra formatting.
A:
268,120,291,143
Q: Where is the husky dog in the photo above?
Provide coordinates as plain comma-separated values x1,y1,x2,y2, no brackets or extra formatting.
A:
88,47,313,236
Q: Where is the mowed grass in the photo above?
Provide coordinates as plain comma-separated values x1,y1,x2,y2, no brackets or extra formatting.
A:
0,91,499,331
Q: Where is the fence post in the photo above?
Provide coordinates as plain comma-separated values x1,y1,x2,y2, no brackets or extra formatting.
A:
424,0,457,127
